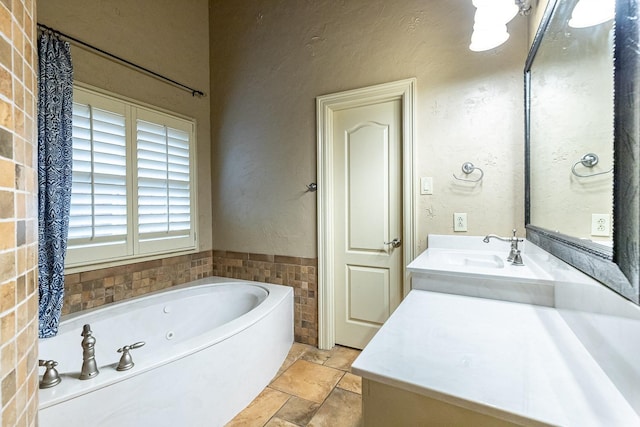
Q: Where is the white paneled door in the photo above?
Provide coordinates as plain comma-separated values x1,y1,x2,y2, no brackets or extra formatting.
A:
332,99,403,349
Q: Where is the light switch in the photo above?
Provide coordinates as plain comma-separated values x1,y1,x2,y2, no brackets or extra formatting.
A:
420,177,433,195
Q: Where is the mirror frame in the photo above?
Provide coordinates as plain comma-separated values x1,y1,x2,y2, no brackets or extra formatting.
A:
525,0,640,303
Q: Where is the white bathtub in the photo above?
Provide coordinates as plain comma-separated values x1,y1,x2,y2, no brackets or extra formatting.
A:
38,277,294,427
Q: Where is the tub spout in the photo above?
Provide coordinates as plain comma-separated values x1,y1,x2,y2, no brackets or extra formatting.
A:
79,324,99,380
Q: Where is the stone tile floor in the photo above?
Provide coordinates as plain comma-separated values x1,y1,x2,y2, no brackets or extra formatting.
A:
225,343,362,427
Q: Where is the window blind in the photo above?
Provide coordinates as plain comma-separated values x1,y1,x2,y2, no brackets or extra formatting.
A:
69,103,128,243
66,86,197,268
136,120,191,239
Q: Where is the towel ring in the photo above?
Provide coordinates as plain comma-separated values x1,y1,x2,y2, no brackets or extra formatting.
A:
453,162,484,183
571,153,612,178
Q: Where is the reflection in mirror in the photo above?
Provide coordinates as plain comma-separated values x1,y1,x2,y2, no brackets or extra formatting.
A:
526,0,640,303
528,0,614,248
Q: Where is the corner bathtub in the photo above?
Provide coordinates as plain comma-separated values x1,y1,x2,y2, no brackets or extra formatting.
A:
38,277,293,427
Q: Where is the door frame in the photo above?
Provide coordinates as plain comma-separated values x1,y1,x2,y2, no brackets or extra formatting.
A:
316,78,417,350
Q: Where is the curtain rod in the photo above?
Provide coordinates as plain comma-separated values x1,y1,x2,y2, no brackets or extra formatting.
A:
37,23,206,97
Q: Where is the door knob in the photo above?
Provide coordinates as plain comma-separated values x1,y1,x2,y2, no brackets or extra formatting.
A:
384,238,402,249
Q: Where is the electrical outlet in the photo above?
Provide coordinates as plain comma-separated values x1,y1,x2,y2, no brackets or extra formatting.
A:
420,177,433,195
591,213,611,237
454,213,467,232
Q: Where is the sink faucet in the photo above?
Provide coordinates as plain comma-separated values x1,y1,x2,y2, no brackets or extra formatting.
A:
79,324,99,379
483,229,524,266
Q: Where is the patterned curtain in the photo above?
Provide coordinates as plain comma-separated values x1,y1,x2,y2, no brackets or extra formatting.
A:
37,32,73,338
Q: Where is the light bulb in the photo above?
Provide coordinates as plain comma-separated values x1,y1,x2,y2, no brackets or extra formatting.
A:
569,0,615,28
469,25,510,51
473,0,519,23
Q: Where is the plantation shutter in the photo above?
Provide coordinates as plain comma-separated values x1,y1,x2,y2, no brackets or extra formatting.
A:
66,86,196,267
136,118,192,242
69,103,128,244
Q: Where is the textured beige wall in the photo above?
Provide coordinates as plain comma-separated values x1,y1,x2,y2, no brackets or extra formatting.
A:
37,0,212,251
211,0,528,258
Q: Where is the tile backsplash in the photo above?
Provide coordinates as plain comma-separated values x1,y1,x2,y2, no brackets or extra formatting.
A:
63,250,319,346
212,251,318,346
62,251,214,314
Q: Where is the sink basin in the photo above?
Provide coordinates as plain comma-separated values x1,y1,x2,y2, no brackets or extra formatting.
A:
407,236,555,307
433,251,505,269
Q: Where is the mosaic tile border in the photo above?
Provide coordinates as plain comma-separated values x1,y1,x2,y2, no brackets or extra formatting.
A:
62,251,213,315
62,250,319,346
212,251,318,346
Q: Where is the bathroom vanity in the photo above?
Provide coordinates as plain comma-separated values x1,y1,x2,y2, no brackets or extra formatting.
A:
352,288,638,426
351,234,640,426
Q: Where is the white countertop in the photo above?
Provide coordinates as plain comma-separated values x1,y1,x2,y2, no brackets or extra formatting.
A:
351,290,640,426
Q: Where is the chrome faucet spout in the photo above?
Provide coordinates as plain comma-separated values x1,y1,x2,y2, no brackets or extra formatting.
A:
483,230,525,266
483,234,510,243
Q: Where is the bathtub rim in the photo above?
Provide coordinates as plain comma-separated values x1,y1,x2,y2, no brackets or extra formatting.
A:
58,276,270,323
38,277,293,409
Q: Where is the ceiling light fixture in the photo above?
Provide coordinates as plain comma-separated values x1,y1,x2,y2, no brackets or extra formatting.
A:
514,0,532,16
470,25,511,52
470,0,532,52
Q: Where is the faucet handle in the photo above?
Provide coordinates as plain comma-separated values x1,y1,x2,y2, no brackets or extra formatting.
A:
512,249,524,266
118,341,145,351
39,359,62,389
511,229,524,243
116,341,145,371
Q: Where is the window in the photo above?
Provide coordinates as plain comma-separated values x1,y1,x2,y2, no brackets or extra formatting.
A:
66,86,197,267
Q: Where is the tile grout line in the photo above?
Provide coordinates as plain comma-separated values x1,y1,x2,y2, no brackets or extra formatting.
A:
229,344,362,427
263,369,348,427
263,391,294,427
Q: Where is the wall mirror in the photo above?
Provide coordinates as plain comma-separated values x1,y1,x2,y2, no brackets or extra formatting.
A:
525,0,640,302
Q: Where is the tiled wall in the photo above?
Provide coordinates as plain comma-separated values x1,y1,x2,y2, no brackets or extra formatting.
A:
64,250,320,347
62,251,214,315
212,251,318,346
0,0,39,425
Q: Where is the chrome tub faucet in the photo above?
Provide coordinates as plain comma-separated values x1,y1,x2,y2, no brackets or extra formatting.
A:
483,229,524,266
